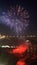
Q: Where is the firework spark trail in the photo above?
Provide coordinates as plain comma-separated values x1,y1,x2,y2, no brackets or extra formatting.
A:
0,6,29,35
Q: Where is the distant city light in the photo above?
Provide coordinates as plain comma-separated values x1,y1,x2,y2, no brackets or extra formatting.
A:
0,35,5,39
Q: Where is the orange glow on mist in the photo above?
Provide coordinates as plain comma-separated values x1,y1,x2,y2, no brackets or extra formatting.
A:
13,45,28,54
16,60,26,65
9,42,29,56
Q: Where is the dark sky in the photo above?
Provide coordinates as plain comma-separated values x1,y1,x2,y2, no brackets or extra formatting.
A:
0,0,37,35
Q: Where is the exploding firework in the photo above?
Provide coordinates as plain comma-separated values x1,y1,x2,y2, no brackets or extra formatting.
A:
0,5,29,35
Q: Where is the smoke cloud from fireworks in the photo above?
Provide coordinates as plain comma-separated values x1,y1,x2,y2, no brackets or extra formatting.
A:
0,6,29,35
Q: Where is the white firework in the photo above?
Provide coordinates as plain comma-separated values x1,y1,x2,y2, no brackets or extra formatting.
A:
0,5,29,35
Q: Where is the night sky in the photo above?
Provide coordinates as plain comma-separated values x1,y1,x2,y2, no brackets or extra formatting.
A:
0,0,37,35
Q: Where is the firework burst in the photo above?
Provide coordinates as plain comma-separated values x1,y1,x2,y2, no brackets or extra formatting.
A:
0,5,29,35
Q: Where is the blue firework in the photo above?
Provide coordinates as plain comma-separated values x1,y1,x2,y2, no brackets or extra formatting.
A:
0,6,29,35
